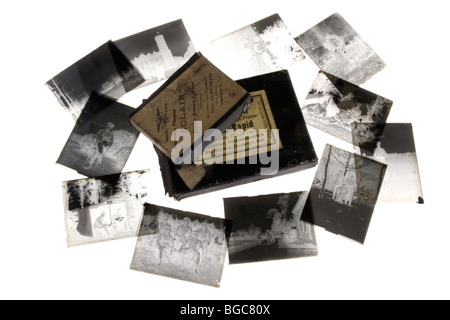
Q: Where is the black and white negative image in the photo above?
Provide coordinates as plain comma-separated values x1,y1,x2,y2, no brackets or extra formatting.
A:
210,14,305,79
57,93,139,178
296,13,385,85
352,123,424,203
301,144,386,244
46,41,145,120
114,19,196,86
63,170,151,247
301,71,392,142
224,192,317,264
130,204,230,287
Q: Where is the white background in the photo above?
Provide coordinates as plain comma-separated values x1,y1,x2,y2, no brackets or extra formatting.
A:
1,0,449,300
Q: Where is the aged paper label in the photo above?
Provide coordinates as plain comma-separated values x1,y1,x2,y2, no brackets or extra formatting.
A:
200,89,282,163
130,54,248,159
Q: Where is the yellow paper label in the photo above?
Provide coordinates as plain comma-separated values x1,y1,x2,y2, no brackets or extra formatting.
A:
201,90,282,163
